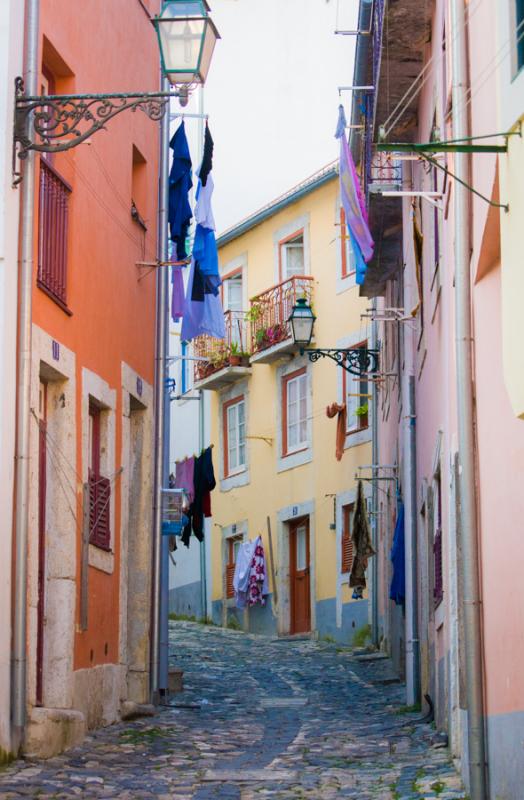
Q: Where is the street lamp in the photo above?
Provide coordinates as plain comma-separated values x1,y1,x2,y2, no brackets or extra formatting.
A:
12,0,220,181
153,1,220,105
287,297,316,347
288,298,380,377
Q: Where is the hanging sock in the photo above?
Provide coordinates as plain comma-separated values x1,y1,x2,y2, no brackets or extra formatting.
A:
199,123,214,187
168,122,193,260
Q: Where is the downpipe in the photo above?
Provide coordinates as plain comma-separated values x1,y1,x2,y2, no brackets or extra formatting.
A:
370,300,379,647
12,0,40,754
450,0,487,796
150,76,170,703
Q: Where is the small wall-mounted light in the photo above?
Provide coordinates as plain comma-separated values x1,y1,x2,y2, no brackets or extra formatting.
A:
287,297,316,347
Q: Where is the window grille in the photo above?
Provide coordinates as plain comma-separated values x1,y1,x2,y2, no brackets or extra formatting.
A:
38,159,71,308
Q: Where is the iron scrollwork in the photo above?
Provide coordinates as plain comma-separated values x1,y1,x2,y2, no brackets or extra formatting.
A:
13,77,175,182
302,347,380,376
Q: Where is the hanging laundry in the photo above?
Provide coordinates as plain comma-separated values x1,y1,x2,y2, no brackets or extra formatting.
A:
233,536,269,609
171,267,185,322
350,480,375,590
180,123,224,342
247,537,268,607
390,504,405,606
168,122,193,260
174,456,195,505
199,123,214,187
180,447,216,547
326,402,347,461
195,173,216,231
335,105,374,281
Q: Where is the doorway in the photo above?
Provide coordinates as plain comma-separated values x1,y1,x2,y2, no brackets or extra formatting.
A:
289,517,311,634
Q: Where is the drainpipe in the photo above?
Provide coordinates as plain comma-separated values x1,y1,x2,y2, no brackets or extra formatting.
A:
12,0,40,753
370,301,379,647
404,376,420,705
151,75,170,703
450,1,487,797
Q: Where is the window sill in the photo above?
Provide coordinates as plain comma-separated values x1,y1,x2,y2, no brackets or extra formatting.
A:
88,543,114,575
277,447,312,474
282,445,308,459
37,280,73,316
344,427,371,450
220,468,250,493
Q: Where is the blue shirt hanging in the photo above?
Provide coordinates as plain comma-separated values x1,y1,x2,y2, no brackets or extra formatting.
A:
168,122,193,261
389,504,405,606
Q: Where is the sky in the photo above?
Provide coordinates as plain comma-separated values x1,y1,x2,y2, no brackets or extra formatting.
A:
180,0,359,234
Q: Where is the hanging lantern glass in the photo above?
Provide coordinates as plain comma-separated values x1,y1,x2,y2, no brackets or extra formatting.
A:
153,1,220,87
288,297,316,347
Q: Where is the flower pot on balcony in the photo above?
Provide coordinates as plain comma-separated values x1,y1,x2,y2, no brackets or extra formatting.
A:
229,355,241,367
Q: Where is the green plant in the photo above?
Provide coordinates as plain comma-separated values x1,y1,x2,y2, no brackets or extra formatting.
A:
431,780,445,795
226,615,242,631
229,341,240,355
245,304,263,324
397,702,421,714
355,402,369,417
352,622,372,648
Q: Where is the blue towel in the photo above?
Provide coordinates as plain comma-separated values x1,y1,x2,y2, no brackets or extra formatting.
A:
389,504,405,606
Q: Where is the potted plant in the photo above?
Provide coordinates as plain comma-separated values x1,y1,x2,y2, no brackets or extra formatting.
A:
240,351,251,367
229,341,241,366
355,402,368,417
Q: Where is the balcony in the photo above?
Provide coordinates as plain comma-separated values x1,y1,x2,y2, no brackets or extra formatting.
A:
193,310,252,391
368,151,402,194
248,275,314,365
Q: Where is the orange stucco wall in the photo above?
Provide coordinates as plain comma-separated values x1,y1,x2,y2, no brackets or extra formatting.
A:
34,0,161,671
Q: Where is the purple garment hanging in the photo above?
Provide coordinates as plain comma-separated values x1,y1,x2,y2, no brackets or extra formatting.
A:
171,266,185,322
175,457,195,504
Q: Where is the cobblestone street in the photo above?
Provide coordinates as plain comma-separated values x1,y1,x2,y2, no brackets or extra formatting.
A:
0,622,466,799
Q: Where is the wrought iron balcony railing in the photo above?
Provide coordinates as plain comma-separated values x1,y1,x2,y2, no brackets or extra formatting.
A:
193,310,251,382
249,275,315,356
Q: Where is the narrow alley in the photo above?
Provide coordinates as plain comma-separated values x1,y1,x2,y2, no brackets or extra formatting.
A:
0,622,465,800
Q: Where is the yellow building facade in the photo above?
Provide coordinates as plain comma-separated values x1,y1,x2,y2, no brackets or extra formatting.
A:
196,165,373,642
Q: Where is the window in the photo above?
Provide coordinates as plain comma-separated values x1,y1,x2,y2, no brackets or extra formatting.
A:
222,271,244,349
283,368,308,456
88,404,111,550
341,503,354,574
131,145,148,230
181,341,193,394
433,471,443,608
344,343,369,434
38,159,72,310
226,535,243,598
279,231,304,281
223,397,246,477
515,0,524,74
340,207,356,282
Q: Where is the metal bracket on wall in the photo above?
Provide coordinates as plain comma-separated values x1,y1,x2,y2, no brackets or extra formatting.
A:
12,76,181,185
376,128,523,212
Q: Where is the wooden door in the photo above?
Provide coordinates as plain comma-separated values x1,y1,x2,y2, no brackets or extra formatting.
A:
290,518,311,634
36,381,47,706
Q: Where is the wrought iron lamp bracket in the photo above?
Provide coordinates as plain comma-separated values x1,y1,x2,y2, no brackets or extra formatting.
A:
13,77,179,185
300,347,380,376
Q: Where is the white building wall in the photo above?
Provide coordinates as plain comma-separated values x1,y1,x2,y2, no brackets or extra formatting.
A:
0,0,25,758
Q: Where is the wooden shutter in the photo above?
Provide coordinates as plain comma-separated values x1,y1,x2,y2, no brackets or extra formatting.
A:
433,527,443,607
89,472,111,551
341,504,354,574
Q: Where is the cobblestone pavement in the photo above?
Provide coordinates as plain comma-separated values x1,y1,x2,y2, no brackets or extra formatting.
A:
0,621,467,799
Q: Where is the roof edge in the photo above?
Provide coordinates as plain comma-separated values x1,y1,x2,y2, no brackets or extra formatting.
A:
217,163,338,249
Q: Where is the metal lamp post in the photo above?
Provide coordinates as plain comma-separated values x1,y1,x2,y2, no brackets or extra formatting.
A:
288,298,380,377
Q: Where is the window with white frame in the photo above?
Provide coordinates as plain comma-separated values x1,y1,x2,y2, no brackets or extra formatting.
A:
280,232,305,280
344,343,369,434
224,396,246,476
514,0,524,74
283,368,308,455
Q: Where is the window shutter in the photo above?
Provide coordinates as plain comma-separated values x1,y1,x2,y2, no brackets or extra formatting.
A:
89,473,111,551
226,563,235,598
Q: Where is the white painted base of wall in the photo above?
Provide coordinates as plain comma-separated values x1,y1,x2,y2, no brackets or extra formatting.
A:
25,707,86,759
